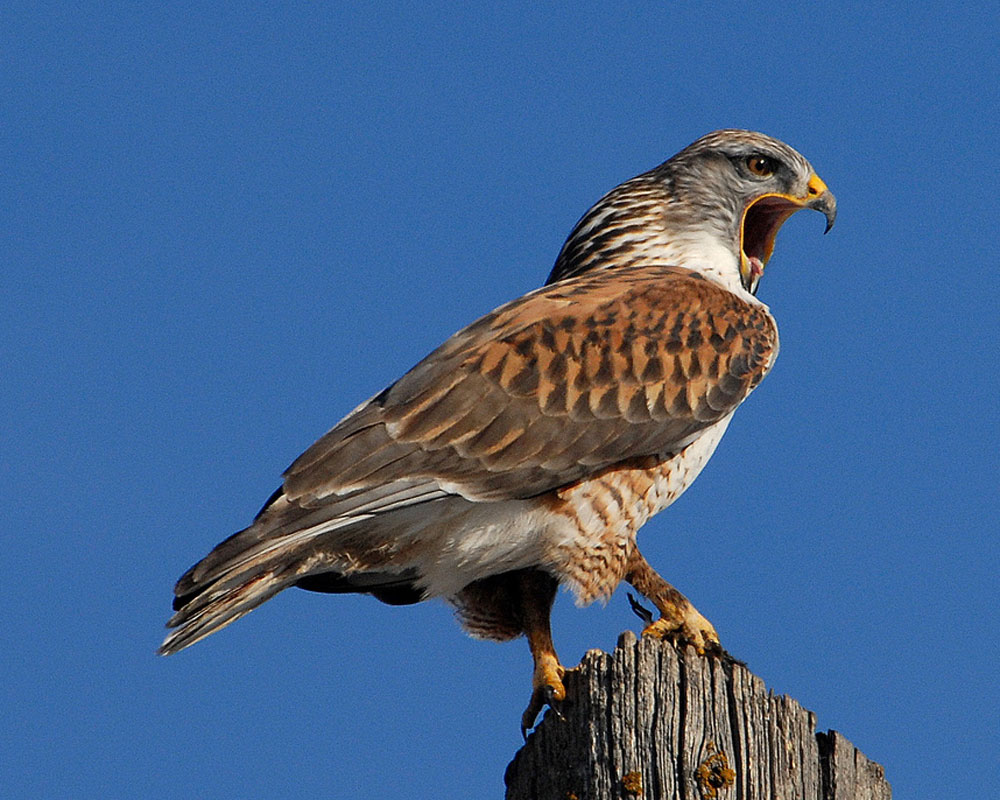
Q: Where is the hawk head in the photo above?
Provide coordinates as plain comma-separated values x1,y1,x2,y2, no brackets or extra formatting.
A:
548,129,837,294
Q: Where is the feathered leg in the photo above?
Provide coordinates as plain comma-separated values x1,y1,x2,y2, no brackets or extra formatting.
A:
514,570,564,736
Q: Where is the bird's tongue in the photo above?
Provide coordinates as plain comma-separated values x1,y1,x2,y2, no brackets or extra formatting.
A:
748,255,764,277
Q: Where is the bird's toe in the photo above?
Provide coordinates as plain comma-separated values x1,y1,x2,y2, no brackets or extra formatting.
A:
520,658,566,737
642,607,720,656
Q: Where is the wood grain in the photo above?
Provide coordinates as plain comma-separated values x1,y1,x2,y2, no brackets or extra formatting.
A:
505,631,890,800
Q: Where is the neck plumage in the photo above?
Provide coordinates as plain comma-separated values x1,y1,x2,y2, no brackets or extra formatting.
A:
546,170,752,300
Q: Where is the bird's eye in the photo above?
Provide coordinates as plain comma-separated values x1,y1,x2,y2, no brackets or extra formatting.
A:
746,155,777,177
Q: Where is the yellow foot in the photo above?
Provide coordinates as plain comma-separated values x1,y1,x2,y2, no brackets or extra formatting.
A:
520,655,566,737
639,604,720,655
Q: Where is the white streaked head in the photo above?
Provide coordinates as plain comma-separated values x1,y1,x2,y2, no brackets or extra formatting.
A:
547,129,836,298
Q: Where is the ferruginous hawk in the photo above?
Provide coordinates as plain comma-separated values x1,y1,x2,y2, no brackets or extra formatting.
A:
160,129,836,732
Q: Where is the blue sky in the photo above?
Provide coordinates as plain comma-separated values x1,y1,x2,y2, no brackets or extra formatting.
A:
3,3,997,797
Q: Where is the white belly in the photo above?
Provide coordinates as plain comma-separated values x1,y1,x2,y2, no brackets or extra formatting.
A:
643,412,735,520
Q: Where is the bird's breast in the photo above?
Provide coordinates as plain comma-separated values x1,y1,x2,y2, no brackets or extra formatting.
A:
539,413,735,605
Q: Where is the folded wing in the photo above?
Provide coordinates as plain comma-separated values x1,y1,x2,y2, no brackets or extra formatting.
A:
161,264,777,654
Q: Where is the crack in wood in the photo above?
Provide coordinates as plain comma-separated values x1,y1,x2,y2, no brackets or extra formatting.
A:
506,632,891,800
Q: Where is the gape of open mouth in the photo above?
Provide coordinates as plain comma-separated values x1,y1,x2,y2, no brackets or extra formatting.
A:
740,195,803,292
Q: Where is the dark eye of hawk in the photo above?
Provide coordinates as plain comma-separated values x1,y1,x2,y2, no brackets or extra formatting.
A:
745,155,778,177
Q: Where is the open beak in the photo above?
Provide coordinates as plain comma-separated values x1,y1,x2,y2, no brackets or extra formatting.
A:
739,173,837,294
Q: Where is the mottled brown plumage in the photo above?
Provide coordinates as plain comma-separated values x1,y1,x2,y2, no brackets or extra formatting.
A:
289,266,774,502
160,129,835,733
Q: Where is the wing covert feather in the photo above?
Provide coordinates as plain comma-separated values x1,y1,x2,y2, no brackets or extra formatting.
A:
284,265,777,505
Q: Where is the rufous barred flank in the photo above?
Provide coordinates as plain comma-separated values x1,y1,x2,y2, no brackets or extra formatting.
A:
160,129,836,734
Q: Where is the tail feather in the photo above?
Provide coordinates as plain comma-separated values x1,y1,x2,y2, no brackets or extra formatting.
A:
160,516,340,655
160,514,430,655
172,510,356,600
159,566,293,655
160,488,463,655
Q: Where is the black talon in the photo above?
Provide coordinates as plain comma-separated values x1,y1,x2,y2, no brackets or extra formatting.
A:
544,685,565,720
521,684,566,738
627,592,655,626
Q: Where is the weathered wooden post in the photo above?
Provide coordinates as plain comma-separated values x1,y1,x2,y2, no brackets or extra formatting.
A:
505,631,890,799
